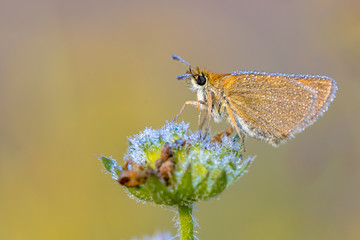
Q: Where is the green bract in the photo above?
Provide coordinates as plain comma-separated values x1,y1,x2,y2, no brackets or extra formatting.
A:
101,122,254,206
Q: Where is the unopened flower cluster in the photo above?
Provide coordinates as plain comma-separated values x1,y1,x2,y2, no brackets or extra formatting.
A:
101,122,254,206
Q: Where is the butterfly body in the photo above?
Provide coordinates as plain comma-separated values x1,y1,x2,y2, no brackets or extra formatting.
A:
173,55,337,147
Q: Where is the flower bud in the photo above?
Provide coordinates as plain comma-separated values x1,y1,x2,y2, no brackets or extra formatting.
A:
101,122,254,206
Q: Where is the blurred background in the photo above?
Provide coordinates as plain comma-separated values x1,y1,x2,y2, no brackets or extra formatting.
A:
0,0,359,239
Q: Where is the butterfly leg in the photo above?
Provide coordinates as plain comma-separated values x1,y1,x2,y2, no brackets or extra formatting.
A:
172,101,199,123
172,100,207,129
225,103,246,152
204,91,213,135
197,113,209,139
199,114,207,130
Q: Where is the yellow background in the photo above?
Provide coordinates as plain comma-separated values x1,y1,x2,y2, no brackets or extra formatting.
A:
1,0,359,239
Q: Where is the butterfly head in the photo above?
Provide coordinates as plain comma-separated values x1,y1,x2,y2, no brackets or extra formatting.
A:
172,55,209,92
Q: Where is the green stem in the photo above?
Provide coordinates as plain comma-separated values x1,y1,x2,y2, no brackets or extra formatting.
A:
178,205,194,240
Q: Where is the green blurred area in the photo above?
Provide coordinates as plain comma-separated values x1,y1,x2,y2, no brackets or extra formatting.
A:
0,0,359,239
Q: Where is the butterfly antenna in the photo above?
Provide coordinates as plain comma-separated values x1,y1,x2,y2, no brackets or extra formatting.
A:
172,55,191,67
172,55,193,80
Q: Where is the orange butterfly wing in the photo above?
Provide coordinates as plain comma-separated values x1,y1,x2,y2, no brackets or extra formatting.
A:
221,72,336,145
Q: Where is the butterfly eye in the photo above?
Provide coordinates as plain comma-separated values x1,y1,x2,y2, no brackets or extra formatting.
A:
196,74,207,86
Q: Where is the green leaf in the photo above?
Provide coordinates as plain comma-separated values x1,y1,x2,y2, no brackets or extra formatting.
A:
235,156,255,180
127,186,152,202
194,172,210,200
100,156,121,178
114,166,122,177
175,164,194,202
208,170,227,198
146,174,176,205
101,156,115,172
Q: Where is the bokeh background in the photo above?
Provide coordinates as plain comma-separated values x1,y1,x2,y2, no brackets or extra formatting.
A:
1,0,359,239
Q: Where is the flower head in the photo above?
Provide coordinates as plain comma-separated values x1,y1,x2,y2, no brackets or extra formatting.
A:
101,122,254,206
